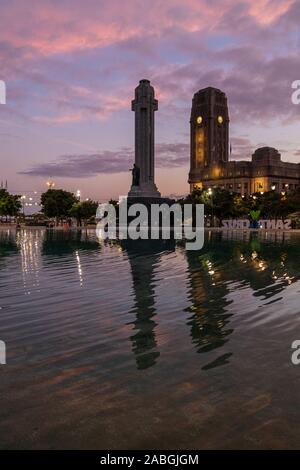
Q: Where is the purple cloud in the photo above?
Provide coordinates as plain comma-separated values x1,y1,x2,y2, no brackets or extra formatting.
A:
2,0,300,196
19,143,190,178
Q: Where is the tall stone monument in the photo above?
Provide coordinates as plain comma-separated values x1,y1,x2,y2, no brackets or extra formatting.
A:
128,79,161,199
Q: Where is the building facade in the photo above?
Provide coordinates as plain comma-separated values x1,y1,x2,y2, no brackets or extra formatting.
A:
188,87,300,195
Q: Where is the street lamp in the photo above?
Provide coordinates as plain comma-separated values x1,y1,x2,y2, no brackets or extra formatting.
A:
21,195,26,215
47,180,55,189
207,188,213,226
76,190,81,200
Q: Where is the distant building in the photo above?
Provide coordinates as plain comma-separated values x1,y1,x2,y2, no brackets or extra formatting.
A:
188,87,300,195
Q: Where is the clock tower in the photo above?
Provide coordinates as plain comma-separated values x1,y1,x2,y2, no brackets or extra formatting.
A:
188,87,229,188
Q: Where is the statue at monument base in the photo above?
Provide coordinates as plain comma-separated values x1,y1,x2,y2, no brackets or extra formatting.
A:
128,164,161,198
128,181,161,199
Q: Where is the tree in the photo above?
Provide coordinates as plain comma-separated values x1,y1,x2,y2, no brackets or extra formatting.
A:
0,189,22,218
181,187,237,225
69,200,98,226
41,189,77,220
180,187,299,224
208,188,236,221
286,187,300,214
259,191,283,219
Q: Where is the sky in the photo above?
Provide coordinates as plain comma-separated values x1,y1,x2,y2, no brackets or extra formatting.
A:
0,0,300,201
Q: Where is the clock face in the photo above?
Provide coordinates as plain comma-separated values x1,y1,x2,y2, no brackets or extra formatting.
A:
217,115,223,124
196,116,203,125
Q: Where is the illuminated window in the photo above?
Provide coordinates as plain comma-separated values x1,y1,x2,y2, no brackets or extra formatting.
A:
195,127,204,166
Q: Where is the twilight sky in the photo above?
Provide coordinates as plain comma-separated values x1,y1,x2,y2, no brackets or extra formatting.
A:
0,0,300,201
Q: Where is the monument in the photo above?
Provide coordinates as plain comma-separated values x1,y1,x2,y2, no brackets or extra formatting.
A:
128,79,161,200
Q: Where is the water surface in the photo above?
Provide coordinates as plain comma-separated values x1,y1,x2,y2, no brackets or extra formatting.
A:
0,229,300,449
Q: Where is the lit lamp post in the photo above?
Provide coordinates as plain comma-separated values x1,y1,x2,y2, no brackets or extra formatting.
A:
21,195,26,215
47,180,55,190
76,190,81,201
208,187,213,226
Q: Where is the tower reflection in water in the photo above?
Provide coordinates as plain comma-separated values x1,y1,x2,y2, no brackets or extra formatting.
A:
184,231,300,370
116,232,300,371
120,236,235,372
185,246,234,370
120,239,175,370
1,229,299,375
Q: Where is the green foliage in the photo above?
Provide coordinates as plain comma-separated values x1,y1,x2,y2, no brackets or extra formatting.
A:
0,188,22,216
249,210,261,221
41,189,77,219
69,199,98,225
182,187,300,222
285,187,300,214
187,187,236,219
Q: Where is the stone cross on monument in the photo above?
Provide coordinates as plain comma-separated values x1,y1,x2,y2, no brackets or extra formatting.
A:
128,79,161,199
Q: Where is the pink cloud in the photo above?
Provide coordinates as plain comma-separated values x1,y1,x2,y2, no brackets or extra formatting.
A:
248,0,294,25
1,0,296,60
33,113,84,124
19,142,190,177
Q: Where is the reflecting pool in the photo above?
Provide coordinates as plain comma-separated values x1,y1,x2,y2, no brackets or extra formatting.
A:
0,228,300,449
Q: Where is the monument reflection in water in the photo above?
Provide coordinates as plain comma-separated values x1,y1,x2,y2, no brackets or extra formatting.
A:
1,229,300,449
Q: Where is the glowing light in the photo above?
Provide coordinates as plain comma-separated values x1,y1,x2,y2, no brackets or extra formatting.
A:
195,127,204,164
47,180,55,189
217,116,223,124
75,250,83,287
196,116,203,124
